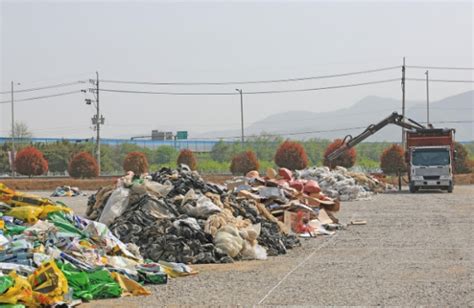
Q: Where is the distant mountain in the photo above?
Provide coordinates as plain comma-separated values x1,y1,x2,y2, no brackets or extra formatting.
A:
197,91,473,142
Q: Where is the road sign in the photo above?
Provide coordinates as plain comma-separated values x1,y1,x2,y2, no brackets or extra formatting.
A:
176,131,188,140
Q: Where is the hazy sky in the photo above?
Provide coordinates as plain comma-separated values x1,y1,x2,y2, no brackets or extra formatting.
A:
1,1,472,139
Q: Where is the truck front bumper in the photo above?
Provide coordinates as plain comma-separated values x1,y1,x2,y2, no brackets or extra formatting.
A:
413,179,451,188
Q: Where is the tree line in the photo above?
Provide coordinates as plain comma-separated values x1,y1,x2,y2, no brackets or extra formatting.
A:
0,136,472,177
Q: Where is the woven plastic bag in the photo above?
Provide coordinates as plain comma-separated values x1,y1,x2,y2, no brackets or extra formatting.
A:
28,260,68,306
0,271,34,306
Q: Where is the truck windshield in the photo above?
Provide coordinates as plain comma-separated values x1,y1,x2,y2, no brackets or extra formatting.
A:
412,149,450,166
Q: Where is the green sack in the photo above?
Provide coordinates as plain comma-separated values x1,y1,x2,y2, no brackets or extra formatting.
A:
85,270,122,299
57,261,121,301
0,276,14,294
46,212,84,238
4,225,27,236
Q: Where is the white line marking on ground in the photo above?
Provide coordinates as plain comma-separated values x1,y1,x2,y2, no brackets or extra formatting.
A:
256,233,339,305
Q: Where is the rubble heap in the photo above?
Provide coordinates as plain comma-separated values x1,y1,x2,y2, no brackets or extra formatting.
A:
296,166,391,201
88,165,356,265
87,166,301,264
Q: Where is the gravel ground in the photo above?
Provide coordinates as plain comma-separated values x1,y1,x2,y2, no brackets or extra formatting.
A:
31,186,473,306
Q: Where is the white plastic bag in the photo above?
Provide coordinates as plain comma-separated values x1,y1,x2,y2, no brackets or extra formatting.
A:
184,195,221,219
145,180,173,197
214,225,243,258
241,241,267,260
98,186,130,226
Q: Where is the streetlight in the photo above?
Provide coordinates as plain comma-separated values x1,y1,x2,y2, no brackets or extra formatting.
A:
425,70,430,126
235,89,244,148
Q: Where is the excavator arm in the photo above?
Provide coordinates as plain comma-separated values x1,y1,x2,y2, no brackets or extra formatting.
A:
327,112,426,162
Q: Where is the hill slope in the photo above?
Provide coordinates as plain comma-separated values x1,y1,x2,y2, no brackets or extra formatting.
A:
198,91,473,141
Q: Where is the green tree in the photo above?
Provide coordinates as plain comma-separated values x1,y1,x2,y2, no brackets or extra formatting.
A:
99,145,121,173
0,143,11,173
246,133,282,161
41,141,72,173
210,140,232,162
155,146,178,164
454,142,471,174
303,138,329,166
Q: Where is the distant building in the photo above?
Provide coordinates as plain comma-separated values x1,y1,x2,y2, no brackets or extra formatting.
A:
151,130,174,140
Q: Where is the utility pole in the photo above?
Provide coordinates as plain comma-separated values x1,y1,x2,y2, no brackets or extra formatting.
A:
95,71,101,175
235,89,244,148
87,72,104,175
401,57,406,147
10,81,15,177
425,70,430,126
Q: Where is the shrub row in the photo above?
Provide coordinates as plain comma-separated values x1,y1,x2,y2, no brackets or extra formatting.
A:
12,140,472,177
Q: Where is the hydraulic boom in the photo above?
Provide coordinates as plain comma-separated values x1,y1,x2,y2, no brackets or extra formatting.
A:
327,112,426,161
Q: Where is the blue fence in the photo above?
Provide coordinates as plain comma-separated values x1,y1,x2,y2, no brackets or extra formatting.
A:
0,137,227,152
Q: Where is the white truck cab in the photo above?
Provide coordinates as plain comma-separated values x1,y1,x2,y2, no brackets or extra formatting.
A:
409,145,453,193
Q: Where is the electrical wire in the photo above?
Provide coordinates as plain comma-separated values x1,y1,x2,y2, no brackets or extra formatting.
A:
0,90,82,104
431,120,474,124
2,120,470,141
0,81,86,95
407,78,474,83
406,65,474,70
101,78,400,96
100,66,400,86
185,120,473,140
185,126,370,140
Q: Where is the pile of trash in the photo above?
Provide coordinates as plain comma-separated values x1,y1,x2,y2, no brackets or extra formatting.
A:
297,166,391,201
0,183,196,307
51,185,84,197
87,167,303,264
228,167,344,238
87,165,348,264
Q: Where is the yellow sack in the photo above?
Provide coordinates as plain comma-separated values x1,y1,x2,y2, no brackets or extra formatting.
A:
0,183,14,198
159,261,198,278
28,260,68,306
0,271,34,306
0,220,4,230
0,183,54,207
6,206,43,224
38,204,72,219
110,272,151,296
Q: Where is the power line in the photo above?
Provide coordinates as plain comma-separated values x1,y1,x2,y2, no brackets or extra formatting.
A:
101,78,400,96
102,89,235,96
100,66,400,86
244,79,399,94
194,120,473,140
407,78,474,83
431,120,474,124
406,65,474,70
189,126,371,140
0,90,82,104
0,81,86,95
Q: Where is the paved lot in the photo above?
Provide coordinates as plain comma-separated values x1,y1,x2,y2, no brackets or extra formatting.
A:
34,186,473,306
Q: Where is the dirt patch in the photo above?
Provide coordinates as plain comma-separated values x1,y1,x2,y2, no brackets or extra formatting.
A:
191,260,264,273
384,173,474,185
201,174,232,184
453,173,474,185
2,172,470,191
0,174,233,191
0,177,118,191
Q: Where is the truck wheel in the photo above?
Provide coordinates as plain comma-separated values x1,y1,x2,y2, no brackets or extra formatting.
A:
409,183,418,193
447,182,454,193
